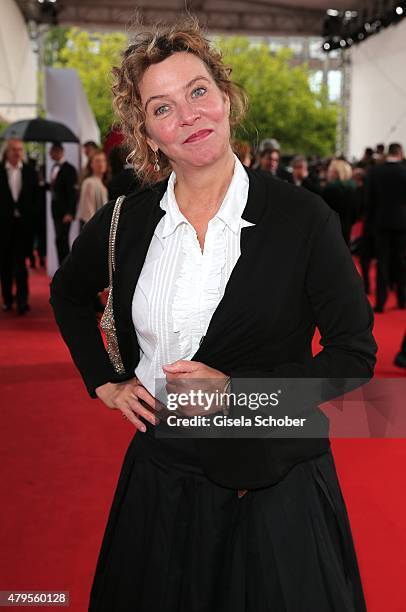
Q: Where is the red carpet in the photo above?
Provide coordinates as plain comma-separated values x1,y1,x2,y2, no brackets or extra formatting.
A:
0,261,405,611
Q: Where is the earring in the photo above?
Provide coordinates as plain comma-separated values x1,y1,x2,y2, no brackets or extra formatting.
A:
153,149,160,172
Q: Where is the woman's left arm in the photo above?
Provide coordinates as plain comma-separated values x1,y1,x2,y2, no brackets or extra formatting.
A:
49,202,131,398
227,208,377,407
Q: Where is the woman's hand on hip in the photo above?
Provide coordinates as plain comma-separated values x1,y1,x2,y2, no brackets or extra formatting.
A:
95,377,160,432
162,360,229,416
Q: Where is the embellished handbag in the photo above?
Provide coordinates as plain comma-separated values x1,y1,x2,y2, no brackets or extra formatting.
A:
100,195,126,375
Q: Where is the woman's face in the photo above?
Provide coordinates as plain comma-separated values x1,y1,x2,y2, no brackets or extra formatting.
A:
327,164,338,182
91,153,107,176
139,51,231,170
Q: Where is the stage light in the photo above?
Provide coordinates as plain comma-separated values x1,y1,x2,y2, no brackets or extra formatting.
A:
33,0,60,24
322,0,406,53
323,12,343,37
322,1,405,54
370,19,382,32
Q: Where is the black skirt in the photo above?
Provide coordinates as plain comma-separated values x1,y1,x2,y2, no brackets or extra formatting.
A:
88,430,367,612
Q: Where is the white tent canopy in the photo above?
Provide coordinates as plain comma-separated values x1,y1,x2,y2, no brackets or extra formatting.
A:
349,18,406,159
16,0,368,37
44,66,101,277
0,0,37,123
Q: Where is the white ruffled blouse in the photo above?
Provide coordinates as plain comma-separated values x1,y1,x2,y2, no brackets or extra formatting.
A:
131,154,254,397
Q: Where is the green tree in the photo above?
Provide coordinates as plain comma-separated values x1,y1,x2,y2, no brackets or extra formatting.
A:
43,28,337,154
216,37,338,156
43,26,69,67
54,28,127,139
0,120,9,139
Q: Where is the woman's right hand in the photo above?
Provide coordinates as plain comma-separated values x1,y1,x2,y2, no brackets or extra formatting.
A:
95,377,160,432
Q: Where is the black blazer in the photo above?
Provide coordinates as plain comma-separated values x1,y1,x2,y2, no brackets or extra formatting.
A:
49,167,377,489
0,162,39,226
365,161,406,230
322,180,358,245
51,161,78,219
300,176,322,195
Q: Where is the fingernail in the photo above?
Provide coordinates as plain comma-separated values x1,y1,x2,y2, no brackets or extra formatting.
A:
141,424,146,432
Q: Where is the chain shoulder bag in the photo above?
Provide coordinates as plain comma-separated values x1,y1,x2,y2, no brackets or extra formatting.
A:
99,195,126,375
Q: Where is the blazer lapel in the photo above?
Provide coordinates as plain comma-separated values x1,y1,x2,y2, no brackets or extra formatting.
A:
114,182,168,336
239,166,268,252
1,164,15,203
192,167,269,361
18,164,29,205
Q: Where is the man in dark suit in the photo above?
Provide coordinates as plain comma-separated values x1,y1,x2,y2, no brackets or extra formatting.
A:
258,148,293,183
366,142,406,311
107,145,140,201
0,138,39,314
49,142,78,266
291,156,321,194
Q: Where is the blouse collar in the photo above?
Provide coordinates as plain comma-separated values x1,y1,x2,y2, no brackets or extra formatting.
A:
159,153,251,238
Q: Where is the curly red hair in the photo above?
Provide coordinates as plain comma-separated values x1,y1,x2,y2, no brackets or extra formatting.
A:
111,15,248,186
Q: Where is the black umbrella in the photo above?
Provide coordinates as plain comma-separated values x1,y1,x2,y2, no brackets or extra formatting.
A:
0,117,79,143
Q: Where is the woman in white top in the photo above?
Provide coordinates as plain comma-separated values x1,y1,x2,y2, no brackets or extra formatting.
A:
50,16,375,612
76,150,109,312
76,150,109,229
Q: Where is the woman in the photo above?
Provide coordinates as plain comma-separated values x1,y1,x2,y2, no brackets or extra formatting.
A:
323,159,358,245
75,150,109,313
50,17,377,612
76,150,109,229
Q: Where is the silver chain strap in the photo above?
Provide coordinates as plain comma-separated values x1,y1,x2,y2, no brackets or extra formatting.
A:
100,195,126,375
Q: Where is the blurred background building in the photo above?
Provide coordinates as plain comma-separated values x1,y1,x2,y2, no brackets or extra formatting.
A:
0,0,37,122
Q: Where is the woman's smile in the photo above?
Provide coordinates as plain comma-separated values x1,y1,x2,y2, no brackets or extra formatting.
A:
183,129,213,144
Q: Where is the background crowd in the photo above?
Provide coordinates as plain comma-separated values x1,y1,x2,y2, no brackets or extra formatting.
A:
0,134,405,366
